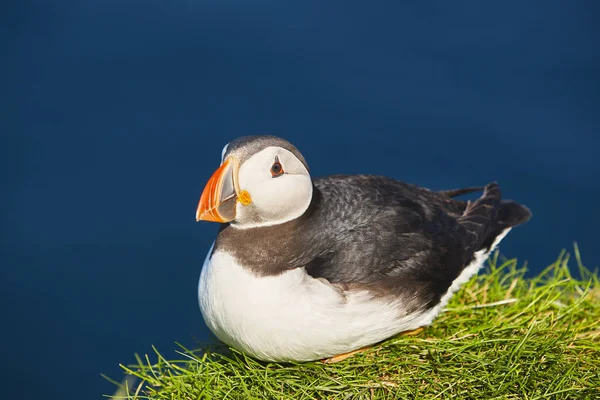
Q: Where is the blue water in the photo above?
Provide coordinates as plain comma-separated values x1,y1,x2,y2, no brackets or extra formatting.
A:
2,1,599,398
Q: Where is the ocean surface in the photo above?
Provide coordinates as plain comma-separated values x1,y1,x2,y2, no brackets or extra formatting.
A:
2,1,599,399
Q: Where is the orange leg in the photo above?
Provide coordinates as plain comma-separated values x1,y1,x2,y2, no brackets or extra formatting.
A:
321,346,371,364
396,326,425,337
321,327,425,364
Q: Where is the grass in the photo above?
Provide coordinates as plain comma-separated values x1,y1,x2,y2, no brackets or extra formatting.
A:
106,246,600,399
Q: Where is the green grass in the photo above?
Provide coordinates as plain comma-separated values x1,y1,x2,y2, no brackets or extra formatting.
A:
106,246,600,399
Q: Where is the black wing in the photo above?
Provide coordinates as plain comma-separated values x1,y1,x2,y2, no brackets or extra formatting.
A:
305,175,531,308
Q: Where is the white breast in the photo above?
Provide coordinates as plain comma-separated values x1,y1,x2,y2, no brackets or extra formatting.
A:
198,229,510,362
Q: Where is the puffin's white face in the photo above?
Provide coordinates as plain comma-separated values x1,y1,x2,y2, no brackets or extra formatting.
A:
234,146,312,227
196,143,313,228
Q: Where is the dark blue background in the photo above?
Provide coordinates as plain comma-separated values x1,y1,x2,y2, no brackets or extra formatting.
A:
2,1,599,398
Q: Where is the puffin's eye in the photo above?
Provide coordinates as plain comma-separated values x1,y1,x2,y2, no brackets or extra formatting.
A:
270,156,284,177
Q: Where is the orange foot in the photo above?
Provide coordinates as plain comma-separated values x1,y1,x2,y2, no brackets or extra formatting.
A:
395,326,425,337
321,346,371,364
321,327,425,364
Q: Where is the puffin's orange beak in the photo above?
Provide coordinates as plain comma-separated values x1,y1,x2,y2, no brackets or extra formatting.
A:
196,157,240,223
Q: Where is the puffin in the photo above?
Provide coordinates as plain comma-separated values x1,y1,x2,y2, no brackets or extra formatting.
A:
195,135,531,363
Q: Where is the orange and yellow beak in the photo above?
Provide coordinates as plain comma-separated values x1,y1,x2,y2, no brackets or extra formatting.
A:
196,157,240,223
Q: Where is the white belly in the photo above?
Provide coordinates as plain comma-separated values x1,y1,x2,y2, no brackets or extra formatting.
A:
198,229,510,362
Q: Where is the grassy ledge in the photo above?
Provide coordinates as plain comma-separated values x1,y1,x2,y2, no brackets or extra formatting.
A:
107,247,600,399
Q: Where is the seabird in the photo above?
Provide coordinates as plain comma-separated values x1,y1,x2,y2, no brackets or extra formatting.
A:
195,135,531,363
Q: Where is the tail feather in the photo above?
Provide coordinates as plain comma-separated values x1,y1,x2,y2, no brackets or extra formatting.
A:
497,200,532,228
477,199,532,251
